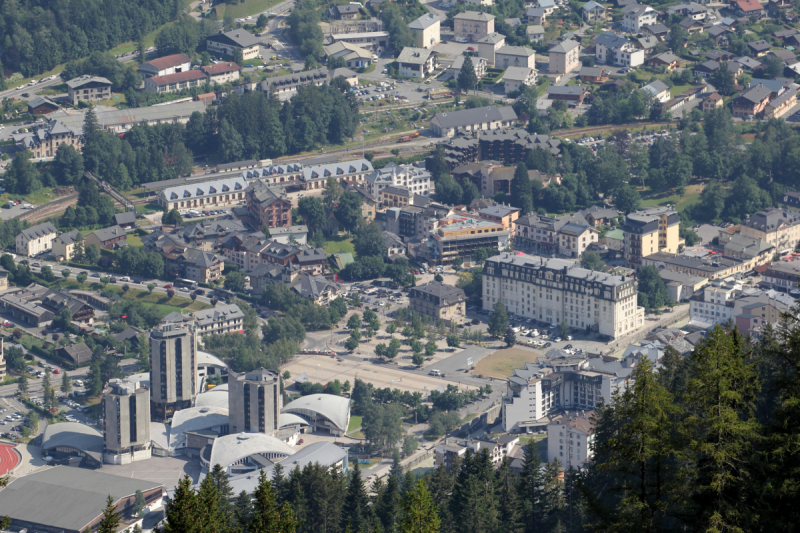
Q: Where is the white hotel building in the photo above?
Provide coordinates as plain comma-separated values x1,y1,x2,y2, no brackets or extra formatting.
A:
482,253,644,339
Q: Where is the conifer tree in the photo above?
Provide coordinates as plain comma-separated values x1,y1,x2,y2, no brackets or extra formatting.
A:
457,56,478,92
450,449,498,533
342,463,373,533
426,463,457,533
196,471,226,533
164,475,198,533
234,490,254,529
97,495,120,533
377,464,402,533
495,457,522,533
251,470,300,533
209,463,234,527
401,479,441,533
656,345,689,396
518,442,546,533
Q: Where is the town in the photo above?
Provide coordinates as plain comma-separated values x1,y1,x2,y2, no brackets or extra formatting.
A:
0,0,799,531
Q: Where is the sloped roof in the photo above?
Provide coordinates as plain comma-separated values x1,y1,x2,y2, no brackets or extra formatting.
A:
19,222,57,241
209,432,295,469
409,13,441,30
282,394,351,432
141,53,191,71
41,422,103,462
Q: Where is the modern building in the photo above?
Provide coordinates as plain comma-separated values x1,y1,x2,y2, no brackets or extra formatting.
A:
622,4,657,32
495,45,536,69
150,322,197,423
16,221,57,256
622,206,680,264
324,41,373,69
330,31,389,50
688,280,741,328
595,32,644,67
281,393,351,436
103,378,152,465
421,214,510,265
365,162,432,200
453,11,496,42
40,422,104,468
430,105,517,137
143,69,209,94
740,208,800,253
548,39,581,74
503,66,537,94
397,47,438,78
192,303,245,337
228,369,282,435
206,29,261,61
139,54,192,78
409,13,442,48
408,281,467,324
66,75,112,105
547,413,595,468
483,253,644,339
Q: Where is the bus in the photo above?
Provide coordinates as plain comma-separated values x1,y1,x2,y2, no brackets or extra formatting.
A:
175,278,198,290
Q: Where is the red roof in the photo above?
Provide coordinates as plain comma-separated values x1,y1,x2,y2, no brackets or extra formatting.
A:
734,0,763,12
142,54,191,71
148,70,208,86
201,62,241,75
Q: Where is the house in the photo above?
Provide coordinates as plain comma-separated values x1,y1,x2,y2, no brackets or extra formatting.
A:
642,23,670,41
206,30,261,61
635,36,660,54
764,88,798,118
323,42,373,69
56,343,93,365
502,66,537,94
430,105,517,137
748,39,772,57
113,212,137,229
201,62,241,85
245,181,293,229
85,225,127,250
52,230,82,262
548,39,581,74
327,4,361,19
27,96,59,116
495,45,536,69
12,120,83,159
579,66,609,82
409,13,442,48
732,0,765,17
477,204,520,234
144,70,208,94
679,17,704,33
707,25,731,47
642,79,671,103
582,0,606,21
397,47,438,78
408,281,467,324
647,51,680,70
702,92,723,111
477,32,507,65
706,50,735,62
595,32,644,67
694,60,741,81
268,225,309,245
581,205,620,226
525,7,547,25
731,84,772,117
448,55,489,81
453,12,496,42
16,222,57,256
533,0,556,14
547,85,587,103
66,75,112,105
622,4,657,33
526,25,545,42
768,0,792,12
193,304,245,336
139,54,192,78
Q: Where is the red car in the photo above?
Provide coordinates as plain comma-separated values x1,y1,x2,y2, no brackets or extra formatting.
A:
467,46,475,51
164,284,173,289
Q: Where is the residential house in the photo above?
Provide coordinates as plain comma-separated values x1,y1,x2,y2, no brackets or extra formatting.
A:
206,30,261,61
66,75,112,105
706,50,735,62
778,191,800,213
526,7,547,25
161,246,224,283
56,343,93,365
548,413,595,469
503,66,537,94
514,212,598,257
289,272,341,304
734,56,762,71
139,54,192,78
548,39,581,73
642,79,671,103
16,222,57,257
382,231,406,257
201,62,241,85
768,0,792,13
365,162,432,200
693,60,741,81
448,55,489,81
495,46,536,69
622,4,657,33
397,47,438,78
731,84,772,117
52,230,82,262
13,119,84,159
702,92,723,111
748,39,772,57
635,36,660,55
85,226,127,250
477,32,507,65
579,66,609,82
764,89,798,118
526,25,545,42
768,49,796,65
595,33,644,67
193,304,245,337
327,4,361,19
642,23,670,41
547,85,587,103
114,212,137,229
144,70,208,94
732,0,765,18
245,181,293,230
27,96,58,116
324,42,373,69
581,205,620,226
707,25,731,46
533,0,556,14
256,68,330,98
582,1,607,21
453,12,496,42
409,13,442,48
429,105,517,137
408,282,467,324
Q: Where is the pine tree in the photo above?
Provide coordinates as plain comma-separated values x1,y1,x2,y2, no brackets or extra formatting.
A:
196,472,226,533
426,463,457,533
401,479,441,533
342,463,373,532
457,56,478,92
234,490,254,528
495,457,522,533
656,345,689,396
377,461,402,533
450,449,498,533
250,470,300,533
97,495,121,533
488,300,509,338
684,325,761,533
510,163,533,214
518,442,546,533
272,463,288,504
209,463,234,527
164,475,198,533
561,468,589,533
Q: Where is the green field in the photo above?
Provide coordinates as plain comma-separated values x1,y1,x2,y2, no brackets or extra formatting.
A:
323,236,356,256
348,415,363,433
126,234,143,247
215,0,286,18
1,187,61,206
640,183,705,213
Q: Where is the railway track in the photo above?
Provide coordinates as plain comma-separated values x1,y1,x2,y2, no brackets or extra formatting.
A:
19,193,79,223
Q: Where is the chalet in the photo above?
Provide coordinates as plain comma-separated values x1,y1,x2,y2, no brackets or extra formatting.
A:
679,17,704,33
114,212,137,229
327,4,361,19
748,40,772,57
578,66,609,82
642,79,671,103
731,84,772,117
547,85,587,103
764,89,798,118
139,54,192,78
707,25,731,47
85,226,127,250
642,23,670,41
27,96,59,116
732,0,765,18
702,92,723,112
768,49,796,65
647,52,680,70
582,1,606,21
705,50,735,62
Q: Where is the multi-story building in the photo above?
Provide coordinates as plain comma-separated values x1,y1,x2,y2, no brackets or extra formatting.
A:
430,105,517,137
622,4,657,32
139,54,192,78
150,322,197,422
143,70,208,94
688,280,741,328
740,208,800,253
582,0,606,21
365,162,431,200
734,290,796,336
300,159,373,190
547,413,595,469
477,205,520,236
16,222,58,257
85,225,128,251
548,39,581,74
409,13,442,48
453,11,496,42
422,214,510,264
397,47,438,78
495,46,536,69
323,42,373,69
643,252,749,280
206,29,261,61
201,62,241,85
228,369,282,435
13,119,83,159
761,259,800,293
158,176,249,211
622,206,680,264
477,32,506,65
163,247,224,284
483,253,643,339
408,281,467,324
514,213,598,257
103,378,151,465
595,33,644,67
731,84,772,117
66,75,112,105
245,181,293,229
448,55,489,82
503,66,537,94
192,303,245,337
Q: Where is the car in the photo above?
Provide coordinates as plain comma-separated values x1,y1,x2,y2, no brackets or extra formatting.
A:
564,344,573,350
91,272,100,278
467,46,475,51
32,262,41,267
566,335,573,341
179,287,189,292
21,92,29,97
553,337,562,343
164,284,173,289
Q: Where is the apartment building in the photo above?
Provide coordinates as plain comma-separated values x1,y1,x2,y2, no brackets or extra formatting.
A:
397,47,439,79
503,66,537,94
477,32,506,65
734,290,796,336
477,205,520,235
688,280,741,328
408,281,467,324
103,378,151,464
495,46,536,69
16,222,58,257
548,39,581,74
595,33,644,67
150,322,197,422
761,260,800,293
453,11,496,42
206,30,261,61
739,208,800,253
143,70,209,94
192,304,245,337
139,54,192,78
642,252,748,280
409,13,442,48
245,181,293,229
201,62,241,85
13,120,84,159
365,162,431,200
228,369,282,435
622,4,657,32
622,206,680,264
158,176,249,211
418,214,509,265
483,253,643,339
547,413,595,469
430,105,517,137
514,213,598,257
66,75,112,105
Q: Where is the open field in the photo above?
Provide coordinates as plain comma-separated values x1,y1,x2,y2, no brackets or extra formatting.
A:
323,236,356,256
215,0,285,18
474,347,544,379
640,182,704,213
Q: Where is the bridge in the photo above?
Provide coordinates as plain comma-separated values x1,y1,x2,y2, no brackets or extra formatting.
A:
84,171,135,212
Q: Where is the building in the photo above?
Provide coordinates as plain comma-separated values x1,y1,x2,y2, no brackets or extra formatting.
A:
324,42,373,69
256,68,330,98
595,32,644,67
526,7,547,25
547,413,595,468
740,208,800,253
150,322,197,422
515,213,598,257
206,29,261,61
281,393,351,436
526,25,545,43
245,180,293,229
732,84,772,117
409,13,442,48
66,75,112,105
581,205,619,226
408,281,467,324
659,269,708,301
478,204,520,234
547,85,587,103
732,0,765,17
193,303,245,337
735,290,796,336
477,32,507,65
703,92,723,111
430,105,517,137
721,234,774,269
579,66,609,83
647,52,680,71
103,378,152,465
642,79,671,103
762,259,800,292
56,343,93,364
12,119,83,159
268,225,309,245
582,0,606,21
643,252,748,280
483,253,644,339
622,206,680,264
27,96,59,115
548,39,581,74
327,3,361,19
421,214,510,264
365,162,432,201
477,130,562,168
0,467,163,533
448,55,489,82
642,23,670,41
85,225,128,250
167,247,224,284
779,191,800,213
764,89,798,119
202,62,241,84
495,45,536,69
139,54,192,78
397,47,438,78
299,158,374,190
52,230,82,262
330,31,389,50
229,368,282,435
143,69,208,94
453,11,496,42
622,4,657,32
503,66,537,94
16,221,57,256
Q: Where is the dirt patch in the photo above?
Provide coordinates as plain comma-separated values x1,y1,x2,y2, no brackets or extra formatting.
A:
53,187,76,196
474,347,545,379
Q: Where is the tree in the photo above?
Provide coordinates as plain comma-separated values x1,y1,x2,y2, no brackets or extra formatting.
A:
710,63,735,96
458,55,479,92
61,372,72,394
446,334,461,349
322,176,343,208
77,272,88,284
334,191,363,234
345,337,359,351
580,250,606,272
354,222,387,258
131,489,147,518
510,162,534,214
614,184,641,214
297,197,327,236
250,470,300,533
560,320,569,339
637,265,670,310
425,340,437,356
504,327,517,347
488,300,509,337
225,271,246,293
347,314,362,330
97,495,121,533
162,208,183,226
164,476,198,533
85,244,101,265
342,464,373,533
412,351,425,367
402,479,441,533
18,372,28,394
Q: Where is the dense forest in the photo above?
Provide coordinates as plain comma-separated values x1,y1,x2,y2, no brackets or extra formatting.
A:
0,0,185,77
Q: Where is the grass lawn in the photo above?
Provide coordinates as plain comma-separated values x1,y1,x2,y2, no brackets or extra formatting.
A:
126,234,143,247
474,347,545,379
349,456,380,466
108,24,165,56
1,187,60,206
137,202,163,214
324,235,356,256
517,434,548,458
36,83,68,96
462,412,479,424
670,84,692,97
348,415,363,432
350,430,366,439
78,283,212,312
216,0,287,18
640,183,705,213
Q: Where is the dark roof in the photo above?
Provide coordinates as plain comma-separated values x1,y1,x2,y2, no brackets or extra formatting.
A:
748,39,772,52
89,225,126,244
547,85,586,95
409,281,466,305
736,84,772,103
20,222,57,241
208,29,260,48
431,106,517,129
202,62,241,75
114,212,136,226
57,343,93,364
141,53,191,71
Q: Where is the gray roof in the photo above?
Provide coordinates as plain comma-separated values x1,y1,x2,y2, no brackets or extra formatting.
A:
583,0,605,10
114,211,137,225
209,432,296,470
643,79,670,96
651,52,680,63
27,96,58,110
497,45,536,58
479,205,521,217
161,175,248,203
409,13,441,30
0,466,162,533
65,75,112,89
454,11,495,21
737,84,773,103
88,225,126,243
747,78,790,93
208,29,260,48
397,47,436,64
19,222,57,241
41,422,103,461
548,85,586,96
409,281,467,304
549,39,580,53
169,406,230,450
503,66,534,81
487,252,634,287
743,207,800,232
431,105,517,129
193,303,245,327
55,229,82,246
645,23,670,34
580,66,607,77
282,393,351,432
477,32,507,44
596,32,629,49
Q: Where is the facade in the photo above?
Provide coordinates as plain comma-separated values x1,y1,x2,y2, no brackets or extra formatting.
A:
642,252,749,280
246,181,293,229
408,281,467,324
257,68,330,97
622,4,657,32
703,92,723,111
547,413,595,468
453,11,496,42
483,253,644,339
762,260,800,292
548,39,581,74
330,31,389,50
66,75,112,105
503,66,537,94
689,281,741,327
732,84,772,117
448,55,489,82
103,378,152,465
740,208,800,252
202,62,241,84
422,214,510,264
409,13,442,48
495,46,536,69
365,162,432,202
143,70,208,94
430,105,517,137
193,303,245,337
150,322,197,422
16,222,58,256
647,51,680,70
595,33,644,67
397,47,438,78
27,96,59,115
324,42,373,69
12,119,84,159
229,369,282,435
85,225,128,250
734,291,795,336
139,54,192,78
622,206,680,264
206,30,261,61
643,79,671,103
582,0,607,21
477,32,506,65
547,86,587,103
